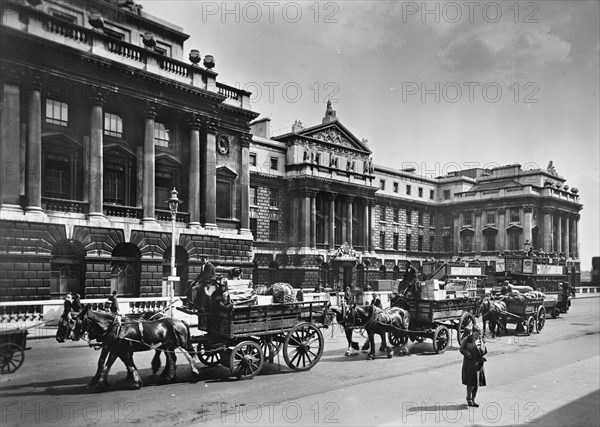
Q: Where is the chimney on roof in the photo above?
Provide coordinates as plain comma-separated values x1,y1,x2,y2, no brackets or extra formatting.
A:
322,99,337,124
249,117,271,139
292,120,304,133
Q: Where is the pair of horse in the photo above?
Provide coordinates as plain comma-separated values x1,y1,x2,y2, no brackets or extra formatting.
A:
477,298,508,338
328,302,410,360
56,305,201,391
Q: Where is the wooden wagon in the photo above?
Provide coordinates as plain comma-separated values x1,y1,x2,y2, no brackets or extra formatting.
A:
502,297,545,335
191,300,331,379
0,327,30,374
390,296,481,354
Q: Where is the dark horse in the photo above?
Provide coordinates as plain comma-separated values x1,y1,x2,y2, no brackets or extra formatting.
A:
477,298,507,338
57,310,170,386
67,305,200,391
332,303,410,360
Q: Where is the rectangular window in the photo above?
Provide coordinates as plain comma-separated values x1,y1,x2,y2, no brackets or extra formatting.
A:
393,182,398,193
429,189,434,200
406,185,412,195
406,209,412,224
380,232,386,249
463,211,473,226
44,154,71,199
508,232,520,250
269,220,279,241
430,236,435,252
462,234,473,252
270,157,278,171
45,99,68,126
104,164,125,204
249,152,257,166
443,236,452,252
418,187,423,198
154,122,170,148
393,233,399,250
216,181,232,218
486,211,496,225
155,41,172,57
250,186,257,205
405,234,412,251
155,172,173,209
484,233,496,251
393,208,399,223
418,235,423,251
429,213,434,227
418,211,424,226
269,189,278,207
250,218,258,239
380,207,386,222
444,213,453,227
510,208,520,223
104,113,123,138
380,179,385,190
444,189,451,200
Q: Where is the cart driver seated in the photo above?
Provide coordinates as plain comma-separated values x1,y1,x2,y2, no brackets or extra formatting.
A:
398,261,418,297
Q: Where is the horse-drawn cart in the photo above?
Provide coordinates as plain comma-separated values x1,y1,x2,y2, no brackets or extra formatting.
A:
192,300,331,379
503,297,545,335
390,296,480,354
0,327,30,374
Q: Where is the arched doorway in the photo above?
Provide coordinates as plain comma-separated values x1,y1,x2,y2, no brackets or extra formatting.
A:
162,246,189,296
112,243,141,297
50,240,86,297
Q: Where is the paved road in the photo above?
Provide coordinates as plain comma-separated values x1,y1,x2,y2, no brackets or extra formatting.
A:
1,298,598,427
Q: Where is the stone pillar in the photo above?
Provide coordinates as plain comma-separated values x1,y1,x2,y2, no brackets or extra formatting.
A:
556,210,562,254
186,114,202,227
141,102,158,222
474,210,482,255
453,211,461,254
88,88,105,218
363,199,370,252
25,75,43,213
542,207,552,253
564,214,570,258
497,208,506,252
347,196,354,246
0,74,22,210
569,215,577,257
341,199,347,245
202,117,219,229
239,133,252,233
290,191,299,245
523,206,533,247
328,193,336,250
302,189,311,247
368,199,375,253
310,190,317,248
574,214,579,258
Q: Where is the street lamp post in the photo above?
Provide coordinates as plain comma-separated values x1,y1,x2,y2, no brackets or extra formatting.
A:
166,188,181,316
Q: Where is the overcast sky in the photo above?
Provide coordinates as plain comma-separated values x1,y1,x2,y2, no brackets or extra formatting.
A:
139,0,599,270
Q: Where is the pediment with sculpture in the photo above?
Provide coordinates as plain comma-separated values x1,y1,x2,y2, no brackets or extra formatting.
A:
299,123,371,155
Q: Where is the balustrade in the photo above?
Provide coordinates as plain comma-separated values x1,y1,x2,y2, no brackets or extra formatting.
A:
42,198,89,214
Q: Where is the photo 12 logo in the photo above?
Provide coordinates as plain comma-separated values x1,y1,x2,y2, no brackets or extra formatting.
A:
401,1,540,24
201,2,340,24
402,82,539,104
227,81,340,104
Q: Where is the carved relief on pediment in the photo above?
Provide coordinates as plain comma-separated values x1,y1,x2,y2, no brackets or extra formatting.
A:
310,128,353,149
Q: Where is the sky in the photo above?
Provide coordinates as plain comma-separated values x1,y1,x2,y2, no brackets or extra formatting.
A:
139,0,599,270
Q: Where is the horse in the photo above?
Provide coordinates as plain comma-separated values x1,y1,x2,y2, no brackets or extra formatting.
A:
334,303,410,360
70,305,201,391
477,298,507,338
56,310,170,386
329,302,362,356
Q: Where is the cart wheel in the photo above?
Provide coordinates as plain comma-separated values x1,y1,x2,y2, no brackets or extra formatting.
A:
389,331,408,347
525,316,535,336
432,326,450,354
458,313,476,345
228,341,264,379
283,322,324,371
259,336,283,362
0,343,25,374
551,304,560,319
197,343,221,367
536,306,546,333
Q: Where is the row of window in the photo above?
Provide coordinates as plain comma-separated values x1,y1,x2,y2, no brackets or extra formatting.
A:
380,180,435,200
46,99,172,148
461,232,521,252
249,152,279,172
461,208,521,227
249,219,278,241
249,187,278,207
380,233,434,252
380,208,434,226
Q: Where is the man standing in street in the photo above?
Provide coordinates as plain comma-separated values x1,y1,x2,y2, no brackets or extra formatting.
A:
371,292,383,309
106,290,119,314
190,256,217,310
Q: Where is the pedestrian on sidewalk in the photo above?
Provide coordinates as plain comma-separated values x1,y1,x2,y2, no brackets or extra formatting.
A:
72,293,82,312
460,324,487,407
62,292,73,319
106,290,120,314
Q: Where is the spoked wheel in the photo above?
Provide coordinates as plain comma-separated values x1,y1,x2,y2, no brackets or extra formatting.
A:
389,331,408,347
458,313,476,345
525,316,535,336
228,341,264,379
197,343,222,367
432,326,450,354
259,335,283,363
0,343,24,374
283,322,324,371
536,306,546,333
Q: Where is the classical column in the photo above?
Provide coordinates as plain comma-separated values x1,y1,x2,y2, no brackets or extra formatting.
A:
497,208,506,252
474,210,482,255
290,191,300,245
329,193,336,250
25,75,43,213
186,114,202,227
341,198,347,244
201,117,219,229
556,210,562,254
542,207,552,252
569,215,577,257
87,88,105,218
523,206,533,247
368,199,376,252
564,214,570,257
0,72,22,210
363,199,370,252
573,214,580,258
302,189,311,247
310,190,317,248
141,101,158,222
453,211,461,254
239,133,252,233
347,196,354,246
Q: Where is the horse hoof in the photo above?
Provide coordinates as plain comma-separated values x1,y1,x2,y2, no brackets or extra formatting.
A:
379,347,386,353
88,377,100,387
366,354,375,360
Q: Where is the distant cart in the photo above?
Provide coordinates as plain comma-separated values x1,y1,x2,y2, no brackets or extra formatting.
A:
0,328,30,374
503,297,545,335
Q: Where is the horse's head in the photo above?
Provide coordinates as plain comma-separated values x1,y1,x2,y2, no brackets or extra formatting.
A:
56,313,76,343
346,304,369,328
476,298,491,318
320,302,335,327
